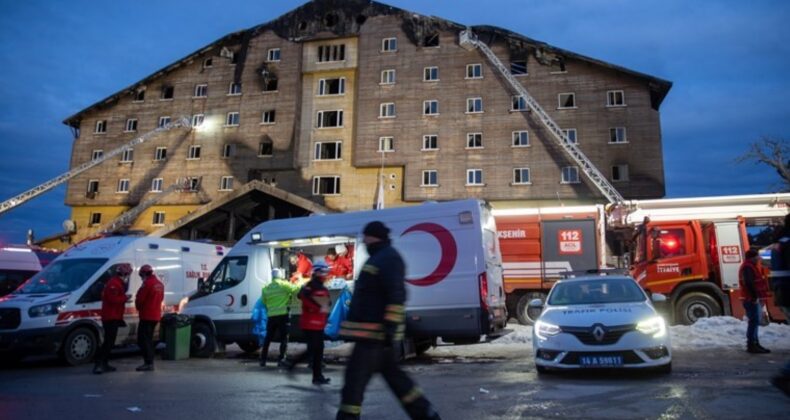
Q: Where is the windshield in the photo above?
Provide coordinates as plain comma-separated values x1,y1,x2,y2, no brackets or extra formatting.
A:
16,258,108,294
204,256,248,294
548,278,647,305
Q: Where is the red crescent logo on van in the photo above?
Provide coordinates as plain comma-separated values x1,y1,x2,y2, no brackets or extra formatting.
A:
402,223,457,287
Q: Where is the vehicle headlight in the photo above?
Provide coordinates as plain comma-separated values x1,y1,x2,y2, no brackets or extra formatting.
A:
535,320,561,340
28,300,67,318
636,316,666,338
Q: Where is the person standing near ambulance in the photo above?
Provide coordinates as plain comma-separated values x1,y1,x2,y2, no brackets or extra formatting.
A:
260,268,300,367
336,221,440,420
135,264,164,371
93,263,132,374
284,260,332,385
739,249,770,354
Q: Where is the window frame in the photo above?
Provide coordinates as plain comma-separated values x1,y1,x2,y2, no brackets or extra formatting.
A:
158,116,171,128
378,136,394,153
380,69,396,85
124,119,138,133
423,66,439,82
607,90,626,107
225,112,240,127
561,166,581,184
261,110,276,125
562,128,578,144
87,179,100,194
187,145,202,160
228,82,242,96
512,131,530,147
219,176,234,191
152,211,166,226
116,178,130,194
120,148,134,163
316,110,344,128
312,176,341,196
317,44,346,63
89,212,102,226
91,149,104,161
154,147,167,161
510,60,528,76
192,114,205,128
466,97,483,114
511,95,528,112
379,102,396,119
151,178,163,193
466,169,483,186
381,37,398,52
558,92,577,109
466,63,483,79
421,170,438,187
512,167,531,185
609,127,628,144
612,164,630,182
222,143,236,159
466,132,483,149
94,120,107,134
258,140,273,157
422,134,438,151
313,141,343,161
193,84,208,98
133,90,145,102
318,77,346,96
160,85,174,100
266,48,281,62
423,100,439,116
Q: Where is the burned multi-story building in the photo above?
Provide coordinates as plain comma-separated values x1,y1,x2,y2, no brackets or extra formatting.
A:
44,0,671,247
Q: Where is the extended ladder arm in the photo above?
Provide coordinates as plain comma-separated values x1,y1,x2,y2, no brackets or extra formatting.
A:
459,30,625,205
0,117,191,215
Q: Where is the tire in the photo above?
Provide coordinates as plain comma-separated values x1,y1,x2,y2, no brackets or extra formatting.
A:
535,364,548,374
516,292,546,326
62,327,98,366
656,362,672,374
237,340,260,354
675,292,722,325
190,322,216,358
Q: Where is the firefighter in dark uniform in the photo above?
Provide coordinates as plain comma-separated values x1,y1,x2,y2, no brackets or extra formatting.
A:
336,221,440,420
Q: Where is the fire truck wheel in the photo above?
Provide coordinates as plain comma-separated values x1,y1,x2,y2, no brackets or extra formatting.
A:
190,322,216,358
676,292,721,325
236,340,260,354
62,327,98,366
516,292,546,325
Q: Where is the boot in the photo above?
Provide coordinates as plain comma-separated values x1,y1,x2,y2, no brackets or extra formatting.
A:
312,376,331,385
756,342,771,353
278,359,291,369
92,364,103,375
102,363,117,372
136,363,155,372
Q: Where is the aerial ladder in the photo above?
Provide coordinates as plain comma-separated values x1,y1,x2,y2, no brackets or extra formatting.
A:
97,176,202,234
459,30,625,205
0,117,192,216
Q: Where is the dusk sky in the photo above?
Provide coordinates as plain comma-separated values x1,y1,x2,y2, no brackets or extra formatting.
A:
1,0,788,244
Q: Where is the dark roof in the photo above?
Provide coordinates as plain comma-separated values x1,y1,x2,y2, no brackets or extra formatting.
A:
63,0,672,127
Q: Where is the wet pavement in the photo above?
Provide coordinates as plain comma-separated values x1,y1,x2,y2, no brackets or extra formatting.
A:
0,342,787,419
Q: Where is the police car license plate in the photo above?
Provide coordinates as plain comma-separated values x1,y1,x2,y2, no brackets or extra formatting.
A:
579,355,623,367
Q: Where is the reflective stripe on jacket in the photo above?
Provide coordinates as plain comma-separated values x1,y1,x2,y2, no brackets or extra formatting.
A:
262,279,300,317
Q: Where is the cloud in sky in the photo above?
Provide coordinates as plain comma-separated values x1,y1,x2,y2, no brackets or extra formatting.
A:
0,0,788,243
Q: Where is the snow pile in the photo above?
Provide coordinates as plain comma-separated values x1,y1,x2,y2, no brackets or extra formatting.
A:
492,324,532,345
670,316,790,350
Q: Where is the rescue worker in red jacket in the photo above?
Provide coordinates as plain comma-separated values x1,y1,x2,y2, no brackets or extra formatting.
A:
331,244,353,280
336,221,440,420
135,264,164,371
284,259,331,385
93,263,132,374
289,250,313,284
739,248,771,354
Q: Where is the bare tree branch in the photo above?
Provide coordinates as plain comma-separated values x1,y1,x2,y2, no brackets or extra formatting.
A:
737,136,790,192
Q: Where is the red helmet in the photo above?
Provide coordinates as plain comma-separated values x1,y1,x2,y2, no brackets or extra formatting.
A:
115,263,133,276
139,264,154,277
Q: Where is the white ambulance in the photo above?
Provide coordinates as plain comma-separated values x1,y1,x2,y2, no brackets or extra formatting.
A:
0,245,60,297
0,236,226,365
183,199,507,357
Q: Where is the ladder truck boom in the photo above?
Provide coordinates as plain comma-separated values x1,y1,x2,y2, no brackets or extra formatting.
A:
458,29,625,205
0,117,191,216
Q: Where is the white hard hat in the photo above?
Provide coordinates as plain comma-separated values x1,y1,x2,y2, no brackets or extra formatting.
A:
271,268,285,279
335,244,347,255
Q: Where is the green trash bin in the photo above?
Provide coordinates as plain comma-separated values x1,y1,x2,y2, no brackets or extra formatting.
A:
161,314,193,360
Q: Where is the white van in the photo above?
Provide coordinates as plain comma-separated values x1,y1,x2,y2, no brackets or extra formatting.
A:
0,236,226,365
0,245,60,297
183,199,507,357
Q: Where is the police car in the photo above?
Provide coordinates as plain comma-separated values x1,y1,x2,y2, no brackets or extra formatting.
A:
530,273,672,373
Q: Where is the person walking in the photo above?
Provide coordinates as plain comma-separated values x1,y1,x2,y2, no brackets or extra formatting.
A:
260,267,300,367
770,214,790,396
284,260,331,385
739,248,770,354
93,263,132,374
336,221,440,420
135,264,164,371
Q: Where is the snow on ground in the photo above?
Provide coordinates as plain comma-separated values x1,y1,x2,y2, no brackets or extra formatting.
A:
669,316,790,350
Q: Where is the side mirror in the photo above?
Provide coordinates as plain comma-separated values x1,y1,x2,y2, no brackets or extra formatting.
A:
528,298,544,309
651,293,667,303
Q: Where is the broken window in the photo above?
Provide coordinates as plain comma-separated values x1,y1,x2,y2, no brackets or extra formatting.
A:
314,141,342,160
318,78,345,95
511,60,528,76
313,176,340,195
612,164,629,182
262,110,276,124
222,144,236,158
316,110,343,128
134,90,145,102
161,85,174,100
423,33,440,47
263,74,278,92
203,58,213,68
258,137,273,157
558,93,576,109
317,44,345,62
551,59,567,73
87,180,100,194
466,133,483,149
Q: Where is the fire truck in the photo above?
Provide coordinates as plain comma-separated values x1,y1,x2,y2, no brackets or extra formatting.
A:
494,193,790,325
